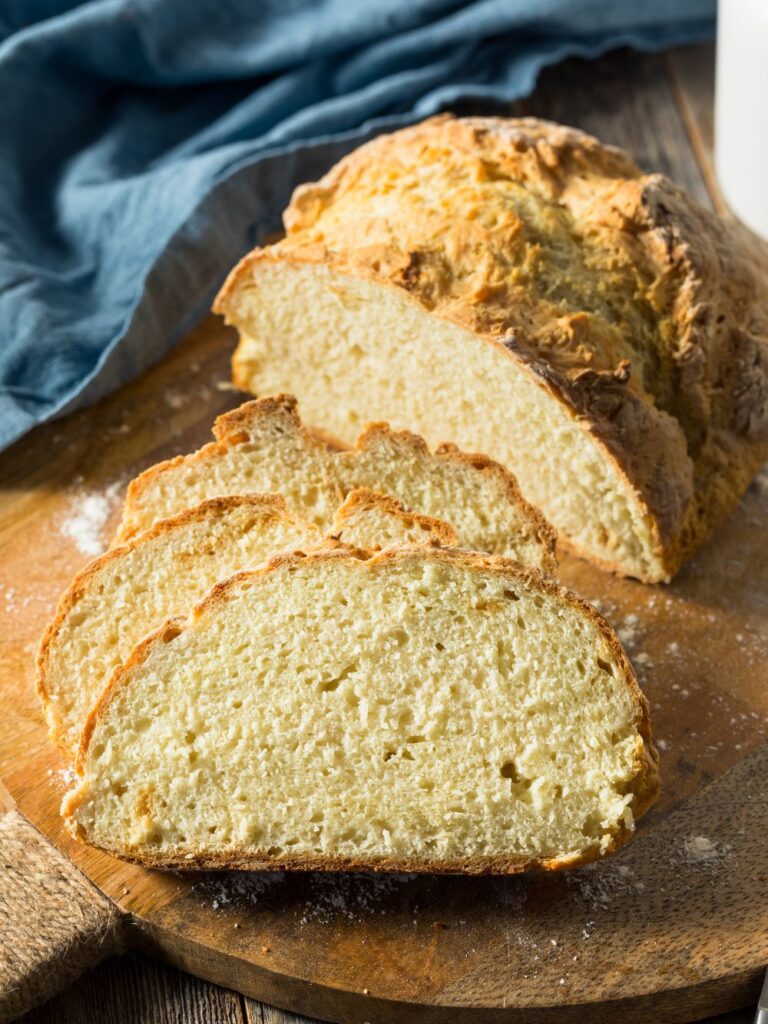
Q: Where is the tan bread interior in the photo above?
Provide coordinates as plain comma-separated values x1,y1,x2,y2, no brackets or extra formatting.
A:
67,552,649,868
42,491,463,759
232,263,665,580
332,489,457,549
118,395,554,573
41,499,321,757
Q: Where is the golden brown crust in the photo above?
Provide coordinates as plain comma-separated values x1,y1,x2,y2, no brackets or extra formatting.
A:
330,487,458,548
217,114,768,581
37,493,307,755
118,394,557,571
66,546,658,873
117,394,342,544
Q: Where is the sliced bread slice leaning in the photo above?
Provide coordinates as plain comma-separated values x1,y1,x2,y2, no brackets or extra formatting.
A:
331,488,457,550
117,394,556,573
118,394,344,541
38,495,321,757
63,547,658,873
215,115,768,582
40,489,457,758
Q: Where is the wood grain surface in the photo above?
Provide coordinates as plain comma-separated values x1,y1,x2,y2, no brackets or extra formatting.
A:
5,42,766,1024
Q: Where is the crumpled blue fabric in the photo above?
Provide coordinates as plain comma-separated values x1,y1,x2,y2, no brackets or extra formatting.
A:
0,0,715,451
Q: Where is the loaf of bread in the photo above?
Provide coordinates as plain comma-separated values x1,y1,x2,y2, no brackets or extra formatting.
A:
215,115,768,583
117,393,556,573
39,489,454,757
63,547,658,872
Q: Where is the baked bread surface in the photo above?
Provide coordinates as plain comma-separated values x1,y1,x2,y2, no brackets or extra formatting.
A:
64,547,658,873
217,115,768,581
331,487,457,549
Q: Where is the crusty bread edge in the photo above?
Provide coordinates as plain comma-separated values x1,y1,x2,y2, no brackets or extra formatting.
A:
347,421,557,573
116,394,344,544
117,392,557,573
37,493,315,755
64,545,659,875
331,487,458,548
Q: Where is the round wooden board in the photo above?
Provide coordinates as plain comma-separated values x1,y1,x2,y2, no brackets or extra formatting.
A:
1,316,766,1024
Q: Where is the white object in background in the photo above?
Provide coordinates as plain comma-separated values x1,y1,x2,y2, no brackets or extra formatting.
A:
715,0,768,240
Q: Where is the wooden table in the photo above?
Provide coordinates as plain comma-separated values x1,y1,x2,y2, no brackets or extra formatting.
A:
14,40,762,1024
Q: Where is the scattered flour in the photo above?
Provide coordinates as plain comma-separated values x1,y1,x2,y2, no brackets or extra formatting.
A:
194,872,287,911
569,862,645,912
616,613,639,648
48,766,78,788
299,872,415,924
195,870,419,924
59,481,123,557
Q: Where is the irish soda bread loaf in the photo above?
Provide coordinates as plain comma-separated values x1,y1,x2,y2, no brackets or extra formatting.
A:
39,490,454,757
63,548,658,872
216,115,768,582
117,394,556,573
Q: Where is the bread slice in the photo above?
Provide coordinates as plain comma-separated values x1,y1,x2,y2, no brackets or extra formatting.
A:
330,488,457,549
63,547,658,873
117,394,556,573
215,115,768,583
118,394,343,539
38,495,321,757
40,489,457,758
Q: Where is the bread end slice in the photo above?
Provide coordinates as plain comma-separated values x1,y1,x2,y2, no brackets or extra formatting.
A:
117,394,343,543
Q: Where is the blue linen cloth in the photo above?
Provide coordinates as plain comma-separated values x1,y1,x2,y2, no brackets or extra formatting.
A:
0,0,715,452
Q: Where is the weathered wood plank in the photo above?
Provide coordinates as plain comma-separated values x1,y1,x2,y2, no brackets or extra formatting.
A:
665,44,724,213
244,999,322,1024
524,48,713,209
19,952,245,1024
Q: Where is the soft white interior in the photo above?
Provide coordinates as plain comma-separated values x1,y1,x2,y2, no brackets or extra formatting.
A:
232,263,663,579
69,553,645,866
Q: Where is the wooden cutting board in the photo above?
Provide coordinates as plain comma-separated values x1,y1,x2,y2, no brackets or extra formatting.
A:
0,311,767,1024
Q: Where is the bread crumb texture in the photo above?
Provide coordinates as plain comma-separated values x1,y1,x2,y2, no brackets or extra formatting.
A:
117,393,556,573
39,491,457,758
65,548,658,873
217,115,768,582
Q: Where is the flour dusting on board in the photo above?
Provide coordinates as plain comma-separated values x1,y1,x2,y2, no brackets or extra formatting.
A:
193,872,287,911
299,872,415,924
59,480,123,557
